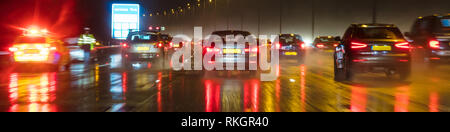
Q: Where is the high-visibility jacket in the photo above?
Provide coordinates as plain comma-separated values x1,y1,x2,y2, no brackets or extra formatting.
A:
78,34,96,50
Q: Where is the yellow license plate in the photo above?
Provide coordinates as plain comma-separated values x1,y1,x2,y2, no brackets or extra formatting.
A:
285,52,298,55
223,49,241,54
24,49,41,54
372,46,391,51
137,47,150,51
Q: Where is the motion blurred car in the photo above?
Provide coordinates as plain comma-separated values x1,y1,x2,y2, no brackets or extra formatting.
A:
334,24,411,81
161,34,173,48
66,43,85,62
9,27,71,71
203,30,260,74
277,34,306,63
405,14,450,66
121,31,165,63
313,36,340,52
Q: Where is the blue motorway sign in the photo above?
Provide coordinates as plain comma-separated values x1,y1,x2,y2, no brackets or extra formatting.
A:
112,4,140,39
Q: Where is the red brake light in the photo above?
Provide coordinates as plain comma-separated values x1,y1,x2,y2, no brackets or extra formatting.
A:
395,42,410,49
317,43,325,48
158,43,163,48
275,43,281,49
9,47,18,52
351,42,368,49
253,48,258,52
300,42,306,49
429,40,440,49
121,43,129,48
333,44,339,47
245,48,258,52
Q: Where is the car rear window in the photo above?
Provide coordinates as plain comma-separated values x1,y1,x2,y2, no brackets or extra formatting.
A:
16,37,46,43
318,37,335,42
355,27,404,39
280,35,297,45
129,34,158,43
212,31,251,37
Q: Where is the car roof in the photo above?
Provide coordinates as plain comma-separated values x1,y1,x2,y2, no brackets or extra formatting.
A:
212,30,251,34
419,14,450,20
351,23,397,28
129,31,158,35
317,36,335,38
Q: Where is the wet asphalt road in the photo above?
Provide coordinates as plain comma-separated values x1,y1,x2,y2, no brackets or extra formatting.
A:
0,50,450,112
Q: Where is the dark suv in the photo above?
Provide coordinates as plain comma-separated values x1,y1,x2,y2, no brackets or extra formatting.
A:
334,24,411,81
405,15,450,65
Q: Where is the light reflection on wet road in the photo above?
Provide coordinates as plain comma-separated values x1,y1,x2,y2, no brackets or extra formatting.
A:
1,52,450,112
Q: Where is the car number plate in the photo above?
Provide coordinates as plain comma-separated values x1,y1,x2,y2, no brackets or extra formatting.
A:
284,52,298,55
372,45,391,51
137,47,150,51
223,49,241,54
24,49,41,54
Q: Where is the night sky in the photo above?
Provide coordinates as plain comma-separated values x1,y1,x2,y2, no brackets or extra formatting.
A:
0,0,449,48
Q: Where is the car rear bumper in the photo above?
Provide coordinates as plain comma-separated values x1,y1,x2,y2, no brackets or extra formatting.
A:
350,56,411,72
123,53,161,60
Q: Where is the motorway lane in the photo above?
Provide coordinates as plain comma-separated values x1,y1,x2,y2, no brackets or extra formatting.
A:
0,51,450,112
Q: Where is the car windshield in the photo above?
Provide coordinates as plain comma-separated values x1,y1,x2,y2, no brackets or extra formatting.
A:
355,27,404,39
15,36,46,43
129,34,158,43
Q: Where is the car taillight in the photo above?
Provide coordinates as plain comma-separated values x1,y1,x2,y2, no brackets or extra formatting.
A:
317,43,325,48
351,42,368,49
429,40,440,49
300,42,306,49
206,48,220,53
245,47,258,52
121,43,129,48
395,42,410,49
169,42,173,48
9,47,18,52
49,47,57,51
333,44,339,47
275,43,281,49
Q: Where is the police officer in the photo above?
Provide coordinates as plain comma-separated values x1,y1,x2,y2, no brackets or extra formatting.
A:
78,27,96,63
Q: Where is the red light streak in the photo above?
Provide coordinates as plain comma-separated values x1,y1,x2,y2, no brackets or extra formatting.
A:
157,72,162,112
350,86,367,112
300,65,306,112
395,86,409,112
429,92,439,112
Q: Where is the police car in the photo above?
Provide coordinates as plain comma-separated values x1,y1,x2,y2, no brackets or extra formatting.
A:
9,27,71,71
